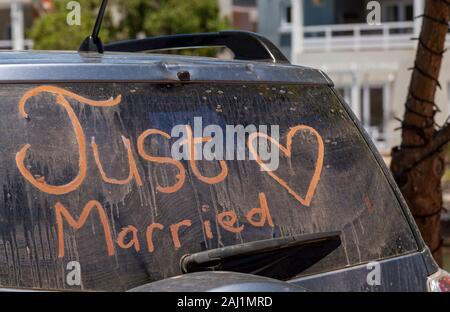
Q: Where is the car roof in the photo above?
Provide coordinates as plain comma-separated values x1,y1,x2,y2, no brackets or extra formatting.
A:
0,51,332,85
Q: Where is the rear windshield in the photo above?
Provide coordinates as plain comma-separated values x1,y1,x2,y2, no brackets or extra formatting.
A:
0,83,417,291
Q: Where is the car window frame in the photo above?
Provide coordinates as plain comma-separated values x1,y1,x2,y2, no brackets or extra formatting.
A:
329,87,427,253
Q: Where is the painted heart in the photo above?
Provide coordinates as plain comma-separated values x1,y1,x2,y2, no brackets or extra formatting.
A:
247,125,324,207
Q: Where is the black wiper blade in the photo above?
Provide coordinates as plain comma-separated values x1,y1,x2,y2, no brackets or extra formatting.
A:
180,231,342,280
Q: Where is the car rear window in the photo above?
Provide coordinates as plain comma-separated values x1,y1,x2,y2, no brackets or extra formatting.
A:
0,83,417,291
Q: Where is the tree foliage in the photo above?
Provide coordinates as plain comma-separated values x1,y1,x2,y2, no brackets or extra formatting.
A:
117,0,228,38
28,0,228,51
28,0,116,50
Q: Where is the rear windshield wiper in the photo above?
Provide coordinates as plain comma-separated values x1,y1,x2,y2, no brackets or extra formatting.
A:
180,231,342,281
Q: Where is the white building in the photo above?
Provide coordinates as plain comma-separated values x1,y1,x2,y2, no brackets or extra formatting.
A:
258,0,450,154
0,0,41,50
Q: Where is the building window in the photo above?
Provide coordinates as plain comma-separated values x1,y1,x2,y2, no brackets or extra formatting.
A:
280,33,292,47
279,2,293,32
361,85,388,145
385,5,399,22
383,0,414,22
285,6,292,23
336,84,388,147
405,5,414,20
280,2,292,25
6,25,12,41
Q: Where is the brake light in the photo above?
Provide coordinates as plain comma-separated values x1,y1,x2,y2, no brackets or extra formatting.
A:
427,269,450,292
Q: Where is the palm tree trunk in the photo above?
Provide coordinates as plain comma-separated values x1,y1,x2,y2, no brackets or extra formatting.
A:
391,0,449,265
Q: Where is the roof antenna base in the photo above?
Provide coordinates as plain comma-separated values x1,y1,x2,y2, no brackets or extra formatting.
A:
79,35,104,53
78,0,108,53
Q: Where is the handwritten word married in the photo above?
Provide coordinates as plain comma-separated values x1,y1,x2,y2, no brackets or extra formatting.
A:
54,192,273,257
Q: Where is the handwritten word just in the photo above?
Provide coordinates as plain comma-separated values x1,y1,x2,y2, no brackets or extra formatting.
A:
16,86,324,208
